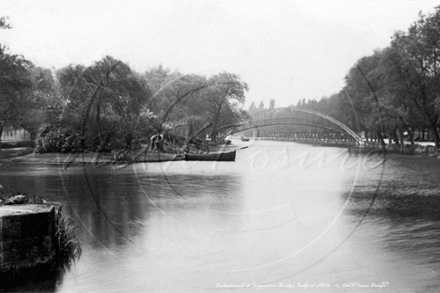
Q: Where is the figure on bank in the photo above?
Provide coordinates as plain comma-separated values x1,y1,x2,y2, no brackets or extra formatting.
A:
150,133,164,151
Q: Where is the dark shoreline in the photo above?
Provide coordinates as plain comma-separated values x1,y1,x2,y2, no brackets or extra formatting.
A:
248,137,439,157
0,149,179,165
2,139,439,165
0,142,238,165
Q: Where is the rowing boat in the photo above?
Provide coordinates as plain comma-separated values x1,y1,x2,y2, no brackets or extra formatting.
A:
184,150,236,161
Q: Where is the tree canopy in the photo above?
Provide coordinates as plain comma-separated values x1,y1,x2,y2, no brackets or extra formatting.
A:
248,7,440,149
1,19,249,153
0,46,33,146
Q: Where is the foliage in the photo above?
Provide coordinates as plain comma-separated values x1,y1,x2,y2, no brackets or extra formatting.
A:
56,56,151,146
54,205,82,268
51,56,155,151
35,128,82,153
251,7,440,149
0,46,33,139
2,16,249,152
204,72,248,140
1,18,62,149
269,99,275,110
0,16,11,29
139,68,249,143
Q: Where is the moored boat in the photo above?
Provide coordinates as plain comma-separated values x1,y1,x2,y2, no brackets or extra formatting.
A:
184,150,236,161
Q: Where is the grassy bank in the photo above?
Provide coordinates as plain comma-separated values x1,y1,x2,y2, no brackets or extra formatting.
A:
0,137,240,165
2,149,179,165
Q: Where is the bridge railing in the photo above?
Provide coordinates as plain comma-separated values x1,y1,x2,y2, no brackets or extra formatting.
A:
232,107,363,144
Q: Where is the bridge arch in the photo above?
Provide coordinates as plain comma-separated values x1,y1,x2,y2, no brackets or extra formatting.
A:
216,107,363,144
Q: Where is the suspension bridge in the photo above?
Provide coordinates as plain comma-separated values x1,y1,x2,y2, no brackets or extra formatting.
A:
216,107,363,145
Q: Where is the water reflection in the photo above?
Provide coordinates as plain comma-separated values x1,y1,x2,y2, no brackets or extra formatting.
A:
59,167,244,247
344,156,440,293
1,268,66,293
1,142,440,292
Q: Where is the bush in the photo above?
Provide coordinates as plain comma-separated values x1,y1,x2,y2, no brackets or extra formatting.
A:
54,205,82,268
35,128,82,153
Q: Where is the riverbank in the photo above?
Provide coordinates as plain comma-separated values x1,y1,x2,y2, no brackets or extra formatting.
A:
245,137,439,158
0,143,237,165
350,142,440,159
1,148,179,165
2,140,438,165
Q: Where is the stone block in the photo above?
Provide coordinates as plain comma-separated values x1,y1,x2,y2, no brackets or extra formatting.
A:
0,205,55,271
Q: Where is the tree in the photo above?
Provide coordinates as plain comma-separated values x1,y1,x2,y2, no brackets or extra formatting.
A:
83,56,149,131
1,17,60,146
248,101,256,111
389,9,440,148
140,68,216,141
206,72,248,141
269,99,275,110
157,73,210,129
373,46,426,145
141,65,174,114
0,17,11,29
1,17,32,148
56,56,151,149
258,101,264,109
344,52,384,139
0,46,33,148
20,66,61,142
242,7,440,148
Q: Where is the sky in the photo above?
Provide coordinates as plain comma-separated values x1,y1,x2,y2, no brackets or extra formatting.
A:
1,0,439,108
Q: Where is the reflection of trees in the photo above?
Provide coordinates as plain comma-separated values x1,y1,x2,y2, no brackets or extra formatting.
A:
61,168,243,248
347,185,440,221
137,173,245,233
346,189,440,267
1,267,65,292
148,174,242,202
61,167,149,249
0,164,245,289
0,165,244,247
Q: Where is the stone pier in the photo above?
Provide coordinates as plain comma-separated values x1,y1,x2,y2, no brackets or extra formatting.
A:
0,204,56,282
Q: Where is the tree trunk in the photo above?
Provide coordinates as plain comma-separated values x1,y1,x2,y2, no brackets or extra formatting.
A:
186,123,194,141
21,126,37,144
407,126,415,145
370,129,375,142
96,97,101,129
188,122,212,142
390,128,399,145
430,125,440,149
0,121,3,151
210,129,218,142
397,127,404,146
29,130,37,144
376,131,386,147
210,101,224,142
81,86,102,147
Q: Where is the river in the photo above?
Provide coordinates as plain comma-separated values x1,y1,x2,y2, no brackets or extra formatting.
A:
1,139,439,292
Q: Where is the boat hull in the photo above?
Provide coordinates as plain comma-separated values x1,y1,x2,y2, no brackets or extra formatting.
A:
184,150,236,161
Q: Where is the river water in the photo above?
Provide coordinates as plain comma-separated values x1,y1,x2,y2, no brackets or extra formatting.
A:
1,139,440,292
